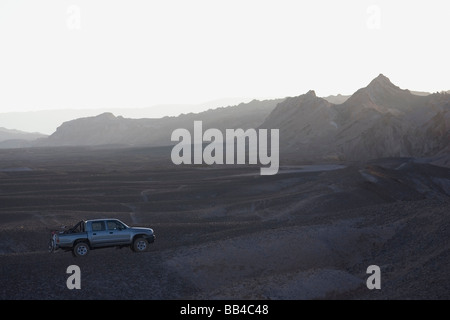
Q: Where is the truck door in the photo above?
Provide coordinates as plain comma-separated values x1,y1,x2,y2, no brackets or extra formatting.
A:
89,221,109,247
105,220,130,245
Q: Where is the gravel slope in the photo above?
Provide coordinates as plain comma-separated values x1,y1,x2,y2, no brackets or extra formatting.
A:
1,147,449,299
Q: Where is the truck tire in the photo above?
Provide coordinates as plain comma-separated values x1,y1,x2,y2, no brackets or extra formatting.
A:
73,242,89,257
48,239,54,253
132,237,148,252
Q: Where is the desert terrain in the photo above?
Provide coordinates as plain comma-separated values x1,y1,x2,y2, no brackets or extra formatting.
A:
0,146,449,300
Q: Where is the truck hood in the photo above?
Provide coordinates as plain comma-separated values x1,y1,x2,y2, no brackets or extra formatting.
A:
129,227,153,233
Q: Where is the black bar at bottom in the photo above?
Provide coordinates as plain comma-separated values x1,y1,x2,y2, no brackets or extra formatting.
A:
0,299,436,319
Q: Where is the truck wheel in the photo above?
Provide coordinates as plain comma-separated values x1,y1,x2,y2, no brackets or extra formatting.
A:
132,237,148,252
48,239,54,253
73,242,89,257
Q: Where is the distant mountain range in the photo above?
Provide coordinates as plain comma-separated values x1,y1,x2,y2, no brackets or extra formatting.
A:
35,99,283,147
0,128,47,149
323,94,350,104
2,75,449,166
0,98,252,135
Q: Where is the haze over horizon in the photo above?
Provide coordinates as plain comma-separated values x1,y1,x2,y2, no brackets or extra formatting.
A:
1,0,449,115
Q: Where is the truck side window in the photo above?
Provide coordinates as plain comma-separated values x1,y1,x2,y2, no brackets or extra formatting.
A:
92,221,106,231
107,221,123,230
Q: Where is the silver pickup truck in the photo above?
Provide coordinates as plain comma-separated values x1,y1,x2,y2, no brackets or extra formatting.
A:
48,219,155,257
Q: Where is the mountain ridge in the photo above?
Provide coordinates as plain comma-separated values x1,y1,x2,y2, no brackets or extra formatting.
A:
261,74,450,162
37,98,284,147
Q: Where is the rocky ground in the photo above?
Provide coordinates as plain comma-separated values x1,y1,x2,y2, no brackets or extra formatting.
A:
0,146,449,299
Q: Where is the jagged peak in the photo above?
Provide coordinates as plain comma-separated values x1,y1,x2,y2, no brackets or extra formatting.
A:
283,90,319,104
305,90,316,97
367,74,398,90
374,73,390,82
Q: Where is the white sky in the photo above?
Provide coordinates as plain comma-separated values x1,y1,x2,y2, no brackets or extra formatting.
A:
0,0,449,113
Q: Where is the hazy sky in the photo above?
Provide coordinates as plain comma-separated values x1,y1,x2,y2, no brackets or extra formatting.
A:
0,0,449,113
